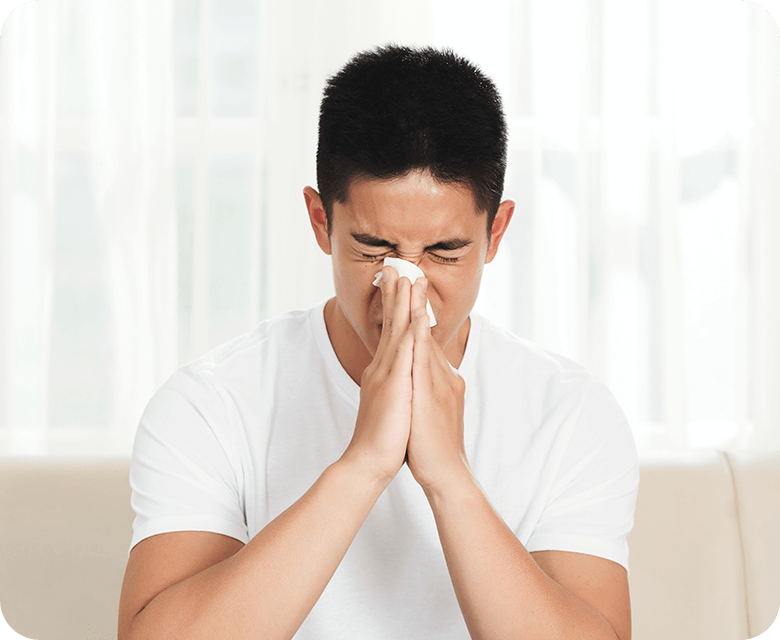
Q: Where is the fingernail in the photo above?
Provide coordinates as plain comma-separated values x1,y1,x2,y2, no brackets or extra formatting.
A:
372,271,383,287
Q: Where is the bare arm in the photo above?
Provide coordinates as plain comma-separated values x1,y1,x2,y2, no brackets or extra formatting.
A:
119,268,421,640
406,283,630,640
119,458,388,640
424,474,630,640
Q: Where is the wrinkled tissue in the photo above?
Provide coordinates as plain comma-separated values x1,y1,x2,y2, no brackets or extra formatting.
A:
372,257,437,327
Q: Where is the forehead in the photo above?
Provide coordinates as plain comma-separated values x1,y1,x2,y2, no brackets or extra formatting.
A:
334,171,485,240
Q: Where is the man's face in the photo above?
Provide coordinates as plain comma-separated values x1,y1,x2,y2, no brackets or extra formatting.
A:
306,170,513,375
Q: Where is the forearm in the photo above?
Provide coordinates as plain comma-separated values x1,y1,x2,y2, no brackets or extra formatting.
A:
425,473,620,640
128,457,387,640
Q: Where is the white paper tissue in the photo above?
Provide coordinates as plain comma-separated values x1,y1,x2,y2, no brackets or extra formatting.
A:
372,257,437,327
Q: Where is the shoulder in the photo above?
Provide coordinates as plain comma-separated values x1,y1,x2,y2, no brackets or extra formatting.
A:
469,313,632,445
194,306,317,373
140,304,324,433
470,312,594,392
172,304,320,390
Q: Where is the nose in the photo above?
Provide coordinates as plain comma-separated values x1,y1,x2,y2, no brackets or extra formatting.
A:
393,253,424,267
382,257,427,283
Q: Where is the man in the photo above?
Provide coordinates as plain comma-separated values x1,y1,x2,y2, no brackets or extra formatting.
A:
118,45,638,640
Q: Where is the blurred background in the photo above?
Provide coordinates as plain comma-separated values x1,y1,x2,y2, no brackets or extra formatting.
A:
0,0,778,458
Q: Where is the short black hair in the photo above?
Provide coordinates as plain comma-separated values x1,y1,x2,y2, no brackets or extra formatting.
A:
316,45,507,234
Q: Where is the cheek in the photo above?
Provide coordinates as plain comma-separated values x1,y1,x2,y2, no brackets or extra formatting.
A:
435,265,482,304
430,269,482,332
336,261,382,315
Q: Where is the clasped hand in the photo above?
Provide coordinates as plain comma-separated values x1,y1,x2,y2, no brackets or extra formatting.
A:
345,265,468,493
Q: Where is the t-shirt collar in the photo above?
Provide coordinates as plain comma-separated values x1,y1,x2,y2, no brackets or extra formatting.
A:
310,298,478,404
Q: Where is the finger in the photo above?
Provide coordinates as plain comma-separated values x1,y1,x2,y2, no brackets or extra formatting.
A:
391,275,414,334
429,325,456,378
411,280,433,383
389,312,416,379
407,281,458,381
410,278,430,330
380,267,413,336
376,265,399,353
377,273,414,373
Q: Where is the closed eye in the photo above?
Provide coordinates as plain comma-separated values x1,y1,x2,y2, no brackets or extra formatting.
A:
430,253,460,263
362,252,461,263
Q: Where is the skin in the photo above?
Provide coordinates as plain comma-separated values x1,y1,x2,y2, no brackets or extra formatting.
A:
303,169,513,384
304,168,515,490
306,170,631,640
118,168,630,640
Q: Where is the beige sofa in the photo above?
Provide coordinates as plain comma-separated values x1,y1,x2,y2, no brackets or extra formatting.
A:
0,449,778,640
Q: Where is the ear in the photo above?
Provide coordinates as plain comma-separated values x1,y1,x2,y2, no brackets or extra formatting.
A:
485,199,515,264
304,186,332,256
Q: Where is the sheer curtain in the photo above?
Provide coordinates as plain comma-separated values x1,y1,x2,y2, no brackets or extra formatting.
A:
1,0,178,455
0,0,778,456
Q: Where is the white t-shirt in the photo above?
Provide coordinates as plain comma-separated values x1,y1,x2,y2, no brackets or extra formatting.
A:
130,300,639,639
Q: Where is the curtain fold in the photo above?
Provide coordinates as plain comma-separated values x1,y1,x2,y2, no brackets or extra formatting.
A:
747,5,780,449
84,0,177,451
0,0,176,453
1,0,56,451
0,0,778,455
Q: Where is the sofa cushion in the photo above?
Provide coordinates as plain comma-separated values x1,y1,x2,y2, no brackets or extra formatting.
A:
1,451,778,640
628,449,749,640
728,451,780,637
0,459,134,640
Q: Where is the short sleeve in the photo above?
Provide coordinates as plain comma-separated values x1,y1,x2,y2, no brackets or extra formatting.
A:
525,379,640,573
128,365,249,553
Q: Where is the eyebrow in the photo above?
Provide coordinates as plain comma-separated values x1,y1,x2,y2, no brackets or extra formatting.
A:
351,233,472,252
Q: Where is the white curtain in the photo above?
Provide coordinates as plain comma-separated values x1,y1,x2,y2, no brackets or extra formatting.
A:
0,0,778,456
1,0,178,455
